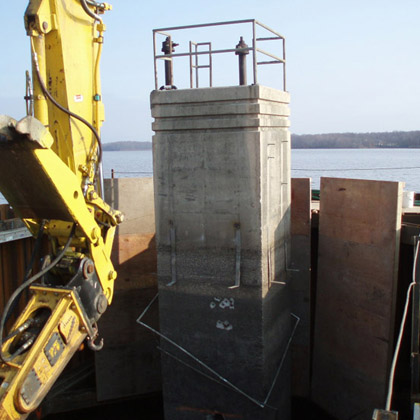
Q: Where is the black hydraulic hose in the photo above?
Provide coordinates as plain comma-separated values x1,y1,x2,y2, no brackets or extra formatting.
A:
6,336,36,361
31,46,103,181
0,224,76,364
5,220,46,324
2,319,34,344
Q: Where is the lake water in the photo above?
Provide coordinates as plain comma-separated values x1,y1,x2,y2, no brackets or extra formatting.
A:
2,148,420,204
102,148,420,191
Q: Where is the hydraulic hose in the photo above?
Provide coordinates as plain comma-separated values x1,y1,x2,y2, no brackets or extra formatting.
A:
0,224,76,364
30,39,103,184
5,220,46,325
80,0,103,24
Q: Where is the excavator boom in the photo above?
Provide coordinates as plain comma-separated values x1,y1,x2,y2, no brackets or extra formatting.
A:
0,1,121,418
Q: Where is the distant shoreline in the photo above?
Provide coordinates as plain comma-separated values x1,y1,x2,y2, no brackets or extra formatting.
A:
103,131,420,151
103,141,152,151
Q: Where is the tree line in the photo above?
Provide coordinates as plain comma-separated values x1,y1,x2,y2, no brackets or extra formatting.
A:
102,141,152,151
291,131,420,149
102,131,420,151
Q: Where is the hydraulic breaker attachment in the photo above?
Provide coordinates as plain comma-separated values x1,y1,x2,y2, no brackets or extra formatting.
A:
0,288,87,420
0,256,109,420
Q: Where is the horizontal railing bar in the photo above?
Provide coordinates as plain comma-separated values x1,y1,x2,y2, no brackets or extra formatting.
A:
256,36,282,41
154,30,171,37
257,60,284,65
154,19,256,33
255,47,284,62
254,20,285,39
156,47,242,59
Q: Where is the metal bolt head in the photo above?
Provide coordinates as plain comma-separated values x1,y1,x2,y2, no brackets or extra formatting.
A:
96,295,108,315
42,21,48,31
89,190,98,201
83,260,95,279
91,227,100,241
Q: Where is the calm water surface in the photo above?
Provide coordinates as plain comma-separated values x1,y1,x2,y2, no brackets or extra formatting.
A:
292,148,420,191
103,148,420,191
1,148,420,204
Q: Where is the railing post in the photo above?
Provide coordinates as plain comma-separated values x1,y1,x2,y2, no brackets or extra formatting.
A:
252,20,257,85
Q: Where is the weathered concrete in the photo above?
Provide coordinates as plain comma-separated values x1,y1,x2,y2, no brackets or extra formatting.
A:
96,178,160,401
151,85,292,419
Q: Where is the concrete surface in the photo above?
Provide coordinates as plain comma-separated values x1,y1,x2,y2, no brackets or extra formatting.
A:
152,85,292,420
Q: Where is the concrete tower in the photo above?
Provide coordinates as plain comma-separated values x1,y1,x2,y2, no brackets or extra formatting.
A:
151,83,292,419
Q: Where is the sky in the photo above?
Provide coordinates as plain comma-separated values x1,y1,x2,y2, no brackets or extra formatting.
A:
0,0,419,142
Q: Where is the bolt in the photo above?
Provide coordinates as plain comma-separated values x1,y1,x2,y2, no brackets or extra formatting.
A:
87,263,94,274
89,190,98,201
42,21,48,31
96,295,108,314
91,227,100,241
108,270,117,281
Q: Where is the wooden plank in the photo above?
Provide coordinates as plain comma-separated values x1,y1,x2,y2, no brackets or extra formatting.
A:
96,178,160,401
112,233,157,290
290,178,311,398
312,178,403,420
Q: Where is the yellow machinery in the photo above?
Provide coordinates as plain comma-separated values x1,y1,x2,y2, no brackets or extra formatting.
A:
0,1,123,418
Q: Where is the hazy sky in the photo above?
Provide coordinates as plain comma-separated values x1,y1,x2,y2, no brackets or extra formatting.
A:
0,0,418,142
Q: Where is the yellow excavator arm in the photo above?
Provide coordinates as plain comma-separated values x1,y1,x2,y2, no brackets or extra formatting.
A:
0,1,122,419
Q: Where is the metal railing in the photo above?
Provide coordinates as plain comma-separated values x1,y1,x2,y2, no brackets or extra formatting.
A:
189,41,213,88
153,19,286,90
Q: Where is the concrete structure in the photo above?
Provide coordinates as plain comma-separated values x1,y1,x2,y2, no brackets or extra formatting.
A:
151,85,292,419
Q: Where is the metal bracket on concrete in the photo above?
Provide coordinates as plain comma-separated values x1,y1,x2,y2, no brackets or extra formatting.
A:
137,294,300,410
229,223,241,289
167,223,177,287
